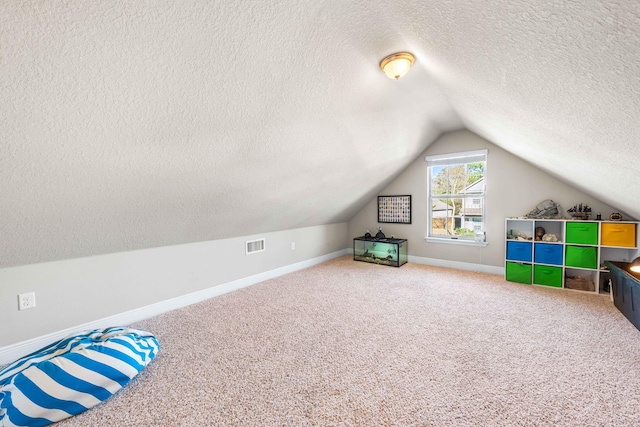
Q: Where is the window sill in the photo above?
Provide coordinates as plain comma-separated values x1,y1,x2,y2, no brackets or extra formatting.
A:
424,237,489,247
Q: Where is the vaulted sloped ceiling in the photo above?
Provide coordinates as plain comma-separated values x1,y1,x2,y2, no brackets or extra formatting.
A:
1,1,639,268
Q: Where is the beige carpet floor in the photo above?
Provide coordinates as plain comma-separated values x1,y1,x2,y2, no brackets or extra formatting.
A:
55,255,640,426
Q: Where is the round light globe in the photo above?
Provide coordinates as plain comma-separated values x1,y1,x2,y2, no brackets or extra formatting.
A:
380,52,415,80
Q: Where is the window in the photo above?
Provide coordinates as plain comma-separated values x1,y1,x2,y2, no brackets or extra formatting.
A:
426,149,487,244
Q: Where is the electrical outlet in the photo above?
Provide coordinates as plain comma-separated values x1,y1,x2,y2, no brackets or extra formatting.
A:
291,242,296,250
18,292,36,310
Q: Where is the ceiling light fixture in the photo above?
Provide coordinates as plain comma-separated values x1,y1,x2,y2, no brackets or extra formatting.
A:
380,52,415,80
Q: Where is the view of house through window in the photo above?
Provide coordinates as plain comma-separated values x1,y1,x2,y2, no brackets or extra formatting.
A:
426,150,487,242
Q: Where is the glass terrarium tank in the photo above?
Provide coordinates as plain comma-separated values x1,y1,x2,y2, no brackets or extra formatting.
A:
353,236,407,267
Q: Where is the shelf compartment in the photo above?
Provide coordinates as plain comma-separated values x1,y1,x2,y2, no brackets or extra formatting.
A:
565,268,596,292
534,220,563,242
534,243,563,265
533,265,562,287
601,246,637,266
565,245,597,269
599,270,612,294
506,219,534,241
506,262,532,284
565,221,599,245
506,241,532,262
601,223,637,248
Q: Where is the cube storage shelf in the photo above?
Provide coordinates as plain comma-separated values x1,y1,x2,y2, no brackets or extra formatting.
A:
353,236,407,267
505,218,639,294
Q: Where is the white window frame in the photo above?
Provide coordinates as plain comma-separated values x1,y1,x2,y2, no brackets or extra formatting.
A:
425,149,488,246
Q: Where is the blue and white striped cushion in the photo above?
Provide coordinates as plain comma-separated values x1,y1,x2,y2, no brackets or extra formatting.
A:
0,327,159,427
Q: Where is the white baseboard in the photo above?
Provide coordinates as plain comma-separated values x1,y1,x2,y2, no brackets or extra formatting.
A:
408,255,504,275
348,248,502,275
0,249,348,366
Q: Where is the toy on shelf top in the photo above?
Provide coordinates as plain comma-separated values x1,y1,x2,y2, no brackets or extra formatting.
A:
525,199,560,219
567,203,591,220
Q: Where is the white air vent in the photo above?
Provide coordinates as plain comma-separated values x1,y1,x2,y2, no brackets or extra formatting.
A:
245,238,265,254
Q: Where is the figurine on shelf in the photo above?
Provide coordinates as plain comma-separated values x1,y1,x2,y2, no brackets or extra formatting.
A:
364,229,372,238
375,227,386,239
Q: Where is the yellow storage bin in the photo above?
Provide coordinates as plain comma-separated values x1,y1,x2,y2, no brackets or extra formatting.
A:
601,223,637,247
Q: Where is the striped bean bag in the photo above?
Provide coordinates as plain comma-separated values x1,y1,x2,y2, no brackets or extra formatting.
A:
0,327,159,427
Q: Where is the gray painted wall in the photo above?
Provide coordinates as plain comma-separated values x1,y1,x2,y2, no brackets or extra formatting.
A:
348,130,630,269
0,223,348,347
2,130,631,351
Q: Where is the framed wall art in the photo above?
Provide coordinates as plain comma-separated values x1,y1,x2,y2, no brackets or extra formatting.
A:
378,195,411,224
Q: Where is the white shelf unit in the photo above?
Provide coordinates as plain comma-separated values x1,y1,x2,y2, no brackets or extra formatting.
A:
505,218,639,294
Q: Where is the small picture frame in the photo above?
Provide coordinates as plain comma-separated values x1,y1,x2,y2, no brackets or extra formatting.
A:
378,195,411,224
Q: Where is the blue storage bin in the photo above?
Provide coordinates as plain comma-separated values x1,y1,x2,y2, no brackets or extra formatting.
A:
506,241,532,262
534,243,563,265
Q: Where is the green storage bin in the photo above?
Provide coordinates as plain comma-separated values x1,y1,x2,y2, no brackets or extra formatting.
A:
565,245,598,269
506,262,532,284
565,222,598,245
534,265,563,287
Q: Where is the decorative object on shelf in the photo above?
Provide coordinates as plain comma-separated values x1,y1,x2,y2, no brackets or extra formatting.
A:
364,230,372,238
378,195,411,224
596,212,602,220
507,229,532,240
375,227,386,239
379,52,415,80
535,226,546,241
609,212,623,221
565,275,596,292
525,199,560,218
567,203,591,220
541,233,559,242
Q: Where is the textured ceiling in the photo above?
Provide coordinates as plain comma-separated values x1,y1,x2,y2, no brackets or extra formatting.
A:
1,0,639,268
